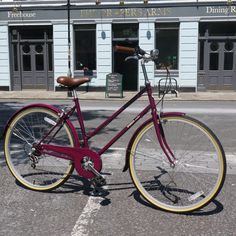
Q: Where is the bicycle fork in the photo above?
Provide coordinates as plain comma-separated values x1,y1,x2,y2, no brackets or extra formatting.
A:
140,61,177,168
147,87,177,167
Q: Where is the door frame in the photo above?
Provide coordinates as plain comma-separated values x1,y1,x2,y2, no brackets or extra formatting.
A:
9,26,53,91
198,39,236,91
198,22,236,91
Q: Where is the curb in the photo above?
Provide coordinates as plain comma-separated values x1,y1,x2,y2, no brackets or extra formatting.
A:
0,91,236,102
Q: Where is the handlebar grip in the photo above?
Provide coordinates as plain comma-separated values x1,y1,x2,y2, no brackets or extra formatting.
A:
114,45,135,54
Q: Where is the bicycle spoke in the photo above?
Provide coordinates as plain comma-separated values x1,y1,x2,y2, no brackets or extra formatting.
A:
130,148,168,163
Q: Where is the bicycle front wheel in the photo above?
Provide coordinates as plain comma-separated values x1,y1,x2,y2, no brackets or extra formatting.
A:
129,115,226,213
4,106,75,191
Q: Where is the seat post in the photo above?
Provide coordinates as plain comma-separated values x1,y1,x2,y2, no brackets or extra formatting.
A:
72,89,78,99
68,88,76,98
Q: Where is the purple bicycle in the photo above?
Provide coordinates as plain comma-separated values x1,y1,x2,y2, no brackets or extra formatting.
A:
3,45,226,213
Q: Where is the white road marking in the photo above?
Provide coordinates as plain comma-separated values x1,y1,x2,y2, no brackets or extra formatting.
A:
226,154,236,163
71,175,110,236
71,196,103,236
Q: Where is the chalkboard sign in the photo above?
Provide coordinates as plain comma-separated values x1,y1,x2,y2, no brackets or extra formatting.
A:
105,73,123,98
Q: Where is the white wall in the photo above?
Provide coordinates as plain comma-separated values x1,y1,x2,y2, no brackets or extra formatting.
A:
96,22,112,86
179,21,199,89
53,23,73,89
0,25,10,88
139,21,155,88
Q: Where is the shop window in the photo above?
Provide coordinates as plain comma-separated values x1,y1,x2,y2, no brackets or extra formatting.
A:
74,25,96,71
200,22,236,37
155,23,179,70
209,22,236,36
20,27,44,40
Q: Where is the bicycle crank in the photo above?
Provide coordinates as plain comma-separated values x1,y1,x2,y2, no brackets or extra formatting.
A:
82,156,105,181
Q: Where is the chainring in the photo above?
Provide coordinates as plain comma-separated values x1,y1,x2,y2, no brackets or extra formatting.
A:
74,148,102,179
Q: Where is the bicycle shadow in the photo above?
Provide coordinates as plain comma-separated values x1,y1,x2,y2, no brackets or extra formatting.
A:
15,173,93,193
104,180,225,216
15,174,224,216
132,191,224,216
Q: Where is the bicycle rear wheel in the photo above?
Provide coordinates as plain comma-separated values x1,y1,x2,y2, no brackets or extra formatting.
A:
129,115,226,213
4,106,75,191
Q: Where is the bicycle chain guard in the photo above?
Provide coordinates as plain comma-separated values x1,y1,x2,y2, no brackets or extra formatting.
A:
39,144,102,179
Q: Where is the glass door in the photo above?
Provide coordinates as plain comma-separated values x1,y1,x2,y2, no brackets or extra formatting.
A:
21,42,46,89
10,26,53,91
207,40,235,90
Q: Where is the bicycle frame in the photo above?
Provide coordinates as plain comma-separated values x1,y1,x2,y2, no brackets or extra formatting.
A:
38,61,179,168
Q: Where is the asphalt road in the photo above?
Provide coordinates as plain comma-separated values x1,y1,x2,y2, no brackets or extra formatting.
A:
0,100,236,236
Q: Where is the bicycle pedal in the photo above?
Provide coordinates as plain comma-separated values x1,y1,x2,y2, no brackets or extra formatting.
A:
90,177,107,197
92,176,107,187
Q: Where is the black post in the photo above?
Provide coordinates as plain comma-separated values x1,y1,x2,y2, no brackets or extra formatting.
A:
67,0,72,97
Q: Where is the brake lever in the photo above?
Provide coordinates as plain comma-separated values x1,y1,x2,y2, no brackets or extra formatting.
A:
125,55,139,61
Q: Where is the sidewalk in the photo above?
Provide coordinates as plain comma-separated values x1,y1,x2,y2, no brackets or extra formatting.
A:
0,90,236,101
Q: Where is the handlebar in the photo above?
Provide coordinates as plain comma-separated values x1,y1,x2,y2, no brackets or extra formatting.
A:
114,45,136,54
114,45,147,56
114,45,159,66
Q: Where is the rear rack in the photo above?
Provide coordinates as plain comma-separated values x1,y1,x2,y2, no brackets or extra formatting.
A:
158,77,178,98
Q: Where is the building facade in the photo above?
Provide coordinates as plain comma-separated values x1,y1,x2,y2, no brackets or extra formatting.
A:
0,0,236,92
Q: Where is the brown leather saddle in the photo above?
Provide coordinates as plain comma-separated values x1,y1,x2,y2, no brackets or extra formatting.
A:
57,76,90,89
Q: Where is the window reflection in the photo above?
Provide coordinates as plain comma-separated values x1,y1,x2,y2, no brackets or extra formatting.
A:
23,55,31,71
225,41,234,52
74,25,96,71
113,24,138,38
36,54,44,71
35,44,43,53
210,42,219,52
224,52,233,70
155,23,179,69
210,53,219,70
22,44,30,54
